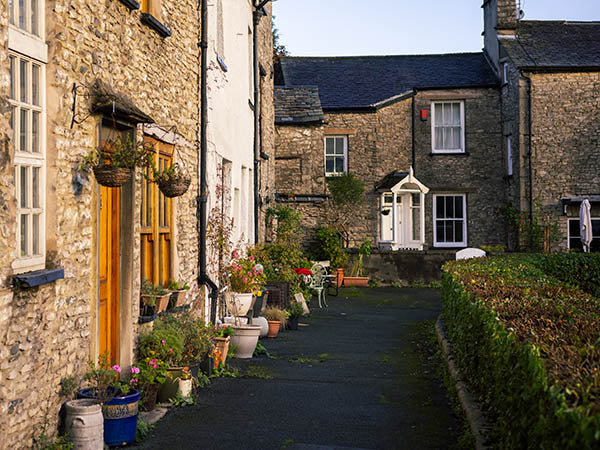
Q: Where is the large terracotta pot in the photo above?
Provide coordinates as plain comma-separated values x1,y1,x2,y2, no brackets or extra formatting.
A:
266,320,281,338
335,268,345,288
230,324,261,358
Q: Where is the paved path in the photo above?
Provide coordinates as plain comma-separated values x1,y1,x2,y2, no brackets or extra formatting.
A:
137,287,462,450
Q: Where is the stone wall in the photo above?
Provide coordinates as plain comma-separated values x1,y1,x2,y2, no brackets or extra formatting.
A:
529,71,600,250
414,88,505,249
257,4,275,242
1,1,202,447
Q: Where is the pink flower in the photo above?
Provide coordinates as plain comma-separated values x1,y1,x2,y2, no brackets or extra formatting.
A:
243,277,248,283
231,250,239,259
248,255,254,261
169,348,173,353
152,364,158,369
111,365,121,373
161,339,166,345
130,367,140,374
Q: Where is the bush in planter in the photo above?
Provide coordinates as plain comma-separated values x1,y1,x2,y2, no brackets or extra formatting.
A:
286,301,304,330
137,327,184,368
154,314,213,366
312,226,348,270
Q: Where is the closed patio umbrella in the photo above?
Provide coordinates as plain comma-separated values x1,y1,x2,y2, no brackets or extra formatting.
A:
580,199,592,252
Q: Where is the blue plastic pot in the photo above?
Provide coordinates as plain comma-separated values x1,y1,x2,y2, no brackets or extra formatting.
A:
78,388,140,447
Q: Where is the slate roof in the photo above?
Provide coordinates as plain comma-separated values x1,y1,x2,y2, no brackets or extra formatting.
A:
274,86,325,124
375,171,409,191
278,53,498,110
501,21,600,69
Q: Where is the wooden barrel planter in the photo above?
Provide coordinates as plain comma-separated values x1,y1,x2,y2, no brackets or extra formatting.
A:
65,399,104,450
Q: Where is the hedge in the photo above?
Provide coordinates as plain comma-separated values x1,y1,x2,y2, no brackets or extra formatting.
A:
442,255,600,449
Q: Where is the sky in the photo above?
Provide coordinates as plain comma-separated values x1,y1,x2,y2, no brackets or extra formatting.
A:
272,0,600,56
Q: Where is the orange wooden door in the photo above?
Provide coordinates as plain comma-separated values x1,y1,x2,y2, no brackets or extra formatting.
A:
140,137,172,287
99,185,120,364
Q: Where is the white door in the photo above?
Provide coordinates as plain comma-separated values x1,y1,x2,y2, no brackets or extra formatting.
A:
381,193,394,242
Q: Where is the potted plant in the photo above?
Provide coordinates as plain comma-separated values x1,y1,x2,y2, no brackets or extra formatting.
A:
166,280,190,308
344,238,371,287
286,301,305,331
140,279,171,315
77,356,141,447
81,135,154,187
262,307,287,338
212,325,235,368
135,356,168,411
225,250,266,316
154,162,191,198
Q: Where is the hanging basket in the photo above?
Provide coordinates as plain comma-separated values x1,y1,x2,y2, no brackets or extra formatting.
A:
92,166,132,187
158,174,191,198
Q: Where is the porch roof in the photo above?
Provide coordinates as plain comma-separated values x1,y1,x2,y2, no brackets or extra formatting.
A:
375,168,429,193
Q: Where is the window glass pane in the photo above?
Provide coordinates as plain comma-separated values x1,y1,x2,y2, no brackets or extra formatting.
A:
412,207,420,240
335,137,344,154
33,214,39,254
454,220,464,243
443,103,451,126
396,194,402,203
20,166,27,208
32,64,40,106
20,109,27,152
21,214,27,256
20,60,27,103
434,127,443,150
10,107,15,143
32,111,39,153
455,196,463,218
18,0,25,29
446,196,455,218
31,0,38,36
335,157,344,173
325,157,334,173
9,0,14,25
451,103,460,126
436,196,445,218
445,221,454,243
569,219,581,237
592,219,600,237
436,220,445,242
9,56,15,100
32,167,39,208
411,193,420,206
570,237,583,250
384,194,393,204
325,138,334,155
452,126,461,149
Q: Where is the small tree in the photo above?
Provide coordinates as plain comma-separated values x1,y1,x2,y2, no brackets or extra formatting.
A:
325,173,365,247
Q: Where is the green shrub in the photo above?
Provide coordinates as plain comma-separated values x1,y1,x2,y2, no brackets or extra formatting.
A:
312,226,348,269
442,255,600,449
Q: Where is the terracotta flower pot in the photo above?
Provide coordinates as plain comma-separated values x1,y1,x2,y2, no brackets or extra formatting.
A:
213,336,231,368
266,320,281,338
335,268,344,288
343,276,369,287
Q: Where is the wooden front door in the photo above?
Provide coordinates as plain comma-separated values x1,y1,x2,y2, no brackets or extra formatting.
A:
99,185,120,364
140,136,173,286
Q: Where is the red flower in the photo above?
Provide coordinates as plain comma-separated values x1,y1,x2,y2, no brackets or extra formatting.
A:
294,268,312,276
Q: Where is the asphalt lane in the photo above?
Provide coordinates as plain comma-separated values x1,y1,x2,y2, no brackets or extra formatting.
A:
137,287,462,450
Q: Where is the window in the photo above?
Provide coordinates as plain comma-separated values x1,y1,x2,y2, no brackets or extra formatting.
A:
410,193,421,241
141,0,161,19
431,101,464,153
502,62,509,85
433,194,467,247
506,136,513,175
9,0,46,272
568,218,600,252
324,136,347,176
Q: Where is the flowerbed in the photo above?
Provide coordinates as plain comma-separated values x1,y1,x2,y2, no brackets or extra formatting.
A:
442,255,600,449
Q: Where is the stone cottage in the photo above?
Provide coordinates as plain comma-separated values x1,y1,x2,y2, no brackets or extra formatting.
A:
274,0,600,254
0,0,274,446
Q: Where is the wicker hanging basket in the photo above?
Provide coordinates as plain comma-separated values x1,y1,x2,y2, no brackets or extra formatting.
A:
158,173,191,198
92,166,132,187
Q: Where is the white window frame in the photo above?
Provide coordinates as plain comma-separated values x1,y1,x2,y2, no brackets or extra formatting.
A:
324,135,348,176
506,135,513,176
9,0,47,273
568,218,600,251
431,100,465,154
502,62,509,85
433,194,467,247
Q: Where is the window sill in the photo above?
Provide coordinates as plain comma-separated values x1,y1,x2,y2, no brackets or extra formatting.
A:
429,152,469,157
118,0,140,10
13,268,64,289
140,13,171,38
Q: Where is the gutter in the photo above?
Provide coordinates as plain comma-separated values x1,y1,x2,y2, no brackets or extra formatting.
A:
198,0,218,323
411,88,417,175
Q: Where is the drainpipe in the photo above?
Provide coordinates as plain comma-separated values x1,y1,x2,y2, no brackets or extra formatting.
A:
521,72,534,225
198,0,218,323
253,0,275,244
411,89,417,175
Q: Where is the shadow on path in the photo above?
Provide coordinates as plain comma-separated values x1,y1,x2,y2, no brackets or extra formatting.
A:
137,287,462,450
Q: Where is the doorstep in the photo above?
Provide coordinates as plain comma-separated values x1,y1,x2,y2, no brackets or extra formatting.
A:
139,406,169,425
